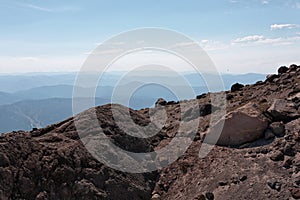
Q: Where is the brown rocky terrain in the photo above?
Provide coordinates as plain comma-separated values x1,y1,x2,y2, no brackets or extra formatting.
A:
0,64,300,200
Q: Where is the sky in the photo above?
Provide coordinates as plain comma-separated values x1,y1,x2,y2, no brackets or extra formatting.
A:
0,0,300,74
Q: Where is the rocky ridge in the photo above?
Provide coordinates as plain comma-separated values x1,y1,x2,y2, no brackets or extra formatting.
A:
0,64,300,200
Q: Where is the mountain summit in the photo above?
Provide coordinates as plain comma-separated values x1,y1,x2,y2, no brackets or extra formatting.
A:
0,64,299,200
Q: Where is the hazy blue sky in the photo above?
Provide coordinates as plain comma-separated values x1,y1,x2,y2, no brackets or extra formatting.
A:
0,0,300,74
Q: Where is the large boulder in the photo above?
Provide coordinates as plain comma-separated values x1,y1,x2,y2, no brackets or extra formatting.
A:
289,64,299,72
231,83,244,92
266,74,280,82
269,122,285,137
206,103,269,146
285,118,300,140
278,66,289,74
267,99,299,122
199,103,217,117
155,98,167,106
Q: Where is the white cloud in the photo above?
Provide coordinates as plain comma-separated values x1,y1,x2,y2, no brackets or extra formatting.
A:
171,42,197,48
15,3,80,13
199,40,229,51
271,24,298,30
232,35,300,46
171,41,213,53
229,0,269,5
233,35,264,43
176,35,300,52
18,3,53,12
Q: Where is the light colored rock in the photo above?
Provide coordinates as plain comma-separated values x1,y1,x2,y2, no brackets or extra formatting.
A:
36,191,48,200
152,194,161,199
206,103,269,146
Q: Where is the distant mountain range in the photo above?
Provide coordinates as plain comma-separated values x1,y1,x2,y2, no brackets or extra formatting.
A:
0,72,266,133
0,98,74,133
0,97,159,133
0,72,266,92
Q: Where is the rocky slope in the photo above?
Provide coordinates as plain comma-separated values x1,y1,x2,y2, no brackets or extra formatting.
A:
0,64,299,200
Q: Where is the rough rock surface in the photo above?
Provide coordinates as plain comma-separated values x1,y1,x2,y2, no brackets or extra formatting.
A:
230,83,244,92
155,98,167,106
207,102,269,146
278,66,289,74
0,64,300,200
268,99,299,122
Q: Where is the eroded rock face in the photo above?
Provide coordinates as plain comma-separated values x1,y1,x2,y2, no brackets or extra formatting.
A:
207,103,269,146
0,106,158,200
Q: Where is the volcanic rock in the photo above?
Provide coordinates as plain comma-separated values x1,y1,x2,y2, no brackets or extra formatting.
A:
0,64,299,200
267,99,299,122
278,66,289,74
286,118,300,137
289,64,299,72
283,144,295,156
266,74,280,82
231,83,244,92
270,150,284,161
226,93,234,100
267,180,282,191
205,192,214,200
151,194,161,199
264,129,275,140
269,122,285,137
199,103,214,116
155,98,167,106
291,188,300,199
207,102,268,146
